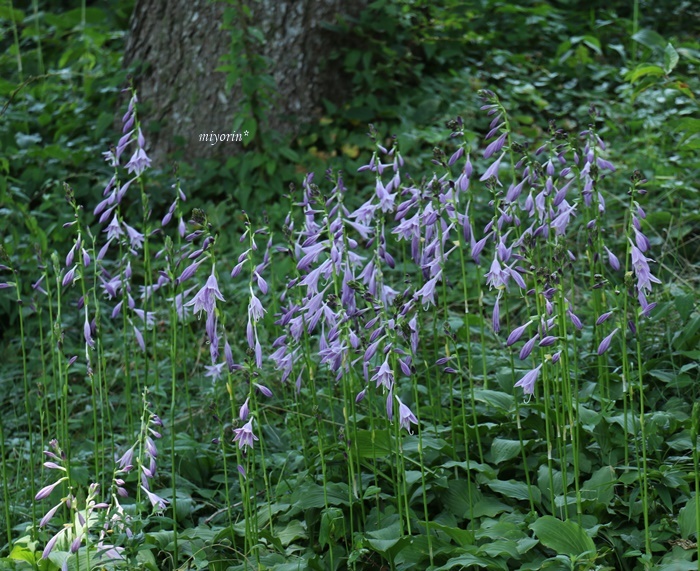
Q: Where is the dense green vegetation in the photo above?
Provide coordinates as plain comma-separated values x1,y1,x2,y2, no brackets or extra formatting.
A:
1,1,699,570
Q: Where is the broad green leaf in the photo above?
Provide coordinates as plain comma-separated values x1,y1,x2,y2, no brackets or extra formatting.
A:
319,508,343,548
530,516,596,558
487,479,541,503
624,64,665,84
8,543,37,565
366,520,401,552
435,550,492,570
582,466,616,507
472,496,512,518
631,29,668,51
276,520,307,547
491,438,523,464
581,35,602,55
430,522,475,547
664,43,679,74
656,563,698,571
445,479,474,518
352,429,392,458
291,482,350,509
679,496,697,539
473,389,514,412
479,538,520,558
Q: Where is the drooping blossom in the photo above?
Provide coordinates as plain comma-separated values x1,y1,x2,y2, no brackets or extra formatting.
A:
233,419,259,450
395,396,418,434
185,267,225,316
630,243,661,293
514,363,543,395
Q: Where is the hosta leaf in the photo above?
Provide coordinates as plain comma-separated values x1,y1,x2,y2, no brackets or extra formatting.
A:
487,479,541,503
664,43,679,74
679,496,698,539
491,438,523,464
430,522,475,547
352,429,392,458
631,29,668,51
434,550,494,570
473,389,514,412
366,520,401,552
582,466,616,507
276,520,307,547
472,496,512,518
530,516,596,558
291,482,350,509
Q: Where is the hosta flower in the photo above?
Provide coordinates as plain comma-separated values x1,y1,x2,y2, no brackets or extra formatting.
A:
597,328,619,355
479,151,505,185
239,397,250,421
514,363,543,395
105,214,123,241
395,396,418,434
485,256,508,290
35,477,68,501
123,222,145,250
204,362,226,381
604,246,620,271
140,485,169,510
371,354,394,390
39,501,64,527
630,242,661,293
41,529,64,560
185,267,225,316
233,419,259,450
506,321,531,346
126,147,151,176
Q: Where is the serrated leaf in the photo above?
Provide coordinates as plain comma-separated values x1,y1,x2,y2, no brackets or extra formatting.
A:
530,516,596,558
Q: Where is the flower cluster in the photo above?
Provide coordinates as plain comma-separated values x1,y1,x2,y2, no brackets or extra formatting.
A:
115,398,168,512
36,440,110,561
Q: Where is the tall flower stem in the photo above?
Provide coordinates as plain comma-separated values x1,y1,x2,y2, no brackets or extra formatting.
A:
0,414,11,546
412,381,433,565
503,296,536,513
168,280,180,567
692,402,700,565
15,274,38,535
634,320,651,558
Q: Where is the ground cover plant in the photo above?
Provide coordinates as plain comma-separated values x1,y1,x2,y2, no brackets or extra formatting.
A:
1,2,700,571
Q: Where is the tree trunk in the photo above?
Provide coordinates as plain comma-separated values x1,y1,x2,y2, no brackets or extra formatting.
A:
123,0,365,164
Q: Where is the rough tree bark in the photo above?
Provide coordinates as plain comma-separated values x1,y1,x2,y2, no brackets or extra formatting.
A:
123,0,365,165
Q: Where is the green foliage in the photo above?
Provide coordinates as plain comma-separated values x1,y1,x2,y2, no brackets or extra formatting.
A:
1,1,699,570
